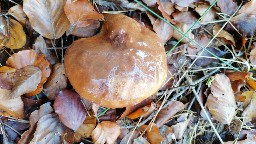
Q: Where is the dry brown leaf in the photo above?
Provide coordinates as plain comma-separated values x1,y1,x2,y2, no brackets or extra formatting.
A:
206,74,237,124
249,42,256,65
240,91,256,108
0,18,26,49
74,115,96,142
54,90,87,131
127,102,156,119
217,0,238,15
6,50,51,96
170,118,191,139
33,35,58,65
158,0,175,15
0,88,24,119
23,0,69,39
246,77,256,90
172,11,200,29
171,0,197,7
157,0,172,22
187,34,210,59
213,25,236,46
146,124,165,144
8,5,27,26
70,20,101,37
153,19,173,44
173,23,194,43
225,133,256,144
242,96,256,123
142,0,157,6
92,121,121,144
120,130,139,144
194,2,217,24
9,66,42,99
155,101,185,127
226,72,251,81
18,102,53,144
231,13,256,36
64,0,103,28
44,63,67,100
238,0,256,15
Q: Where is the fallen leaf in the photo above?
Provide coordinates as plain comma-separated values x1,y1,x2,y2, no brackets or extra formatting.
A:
231,13,256,36
213,25,236,46
9,66,42,99
249,42,256,65
33,35,58,65
64,0,103,28
0,17,7,39
23,0,70,39
99,109,116,122
171,0,197,7
194,2,217,24
0,66,16,73
69,20,101,37
170,118,191,139
246,77,256,90
238,0,256,15
225,133,256,144
157,0,175,16
217,0,238,15
0,18,26,49
133,136,150,144
6,50,51,96
54,89,87,131
242,96,256,123
206,74,237,124
94,0,145,11
226,71,250,81
153,19,173,43
44,63,67,100
155,101,185,127
172,11,200,29
18,102,53,144
120,130,139,144
127,102,156,119
156,0,172,22
142,0,157,6
74,115,96,142
173,23,194,43
92,121,121,144
8,5,27,26
145,124,165,144
231,80,244,93
0,88,24,119
187,33,210,59
121,98,153,118
4,119,30,142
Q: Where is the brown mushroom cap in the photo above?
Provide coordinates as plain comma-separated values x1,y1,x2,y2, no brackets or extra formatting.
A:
64,14,167,108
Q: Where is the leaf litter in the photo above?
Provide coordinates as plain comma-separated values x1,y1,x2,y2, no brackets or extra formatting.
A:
1,0,256,143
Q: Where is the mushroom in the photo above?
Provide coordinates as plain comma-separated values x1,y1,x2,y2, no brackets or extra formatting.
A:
64,14,167,108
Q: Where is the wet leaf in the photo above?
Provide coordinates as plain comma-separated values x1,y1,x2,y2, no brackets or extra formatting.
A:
54,90,87,131
194,2,216,24
0,18,26,49
33,35,58,65
155,101,185,127
23,0,69,39
6,50,51,96
127,102,156,119
44,63,67,100
217,0,238,15
213,25,236,46
8,5,27,26
206,74,237,124
92,121,121,144
153,19,173,43
64,0,103,28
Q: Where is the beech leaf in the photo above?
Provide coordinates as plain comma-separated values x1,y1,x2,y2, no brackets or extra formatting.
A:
44,63,67,100
8,5,27,26
194,2,216,24
92,121,121,144
54,89,87,131
213,25,236,46
217,0,238,15
23,0,70,39
206,74,237,124
74,115,96,142
249,42,256,65
153,19,173,44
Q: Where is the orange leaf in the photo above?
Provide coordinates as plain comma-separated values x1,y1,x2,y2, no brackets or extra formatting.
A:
74,115,96,142
6,50,51,96
0,66,16,73
64,0,104,28
246,77,256,90
145,124,165,144
226,72,251,81
127,103,156,119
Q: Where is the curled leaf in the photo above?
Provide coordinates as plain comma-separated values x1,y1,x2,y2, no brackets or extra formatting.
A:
6,50,51,96
213,25,236,46
153,19,173,43
206,74,236,124
194,2,216,24
242,96,256,123
92,121,121,144
171,0,197,7
45,63,67,100
127,102,156,119
54,90,87,131
23,0,70,39
141,124,165,144
238,0,256,15
8,5,27,25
